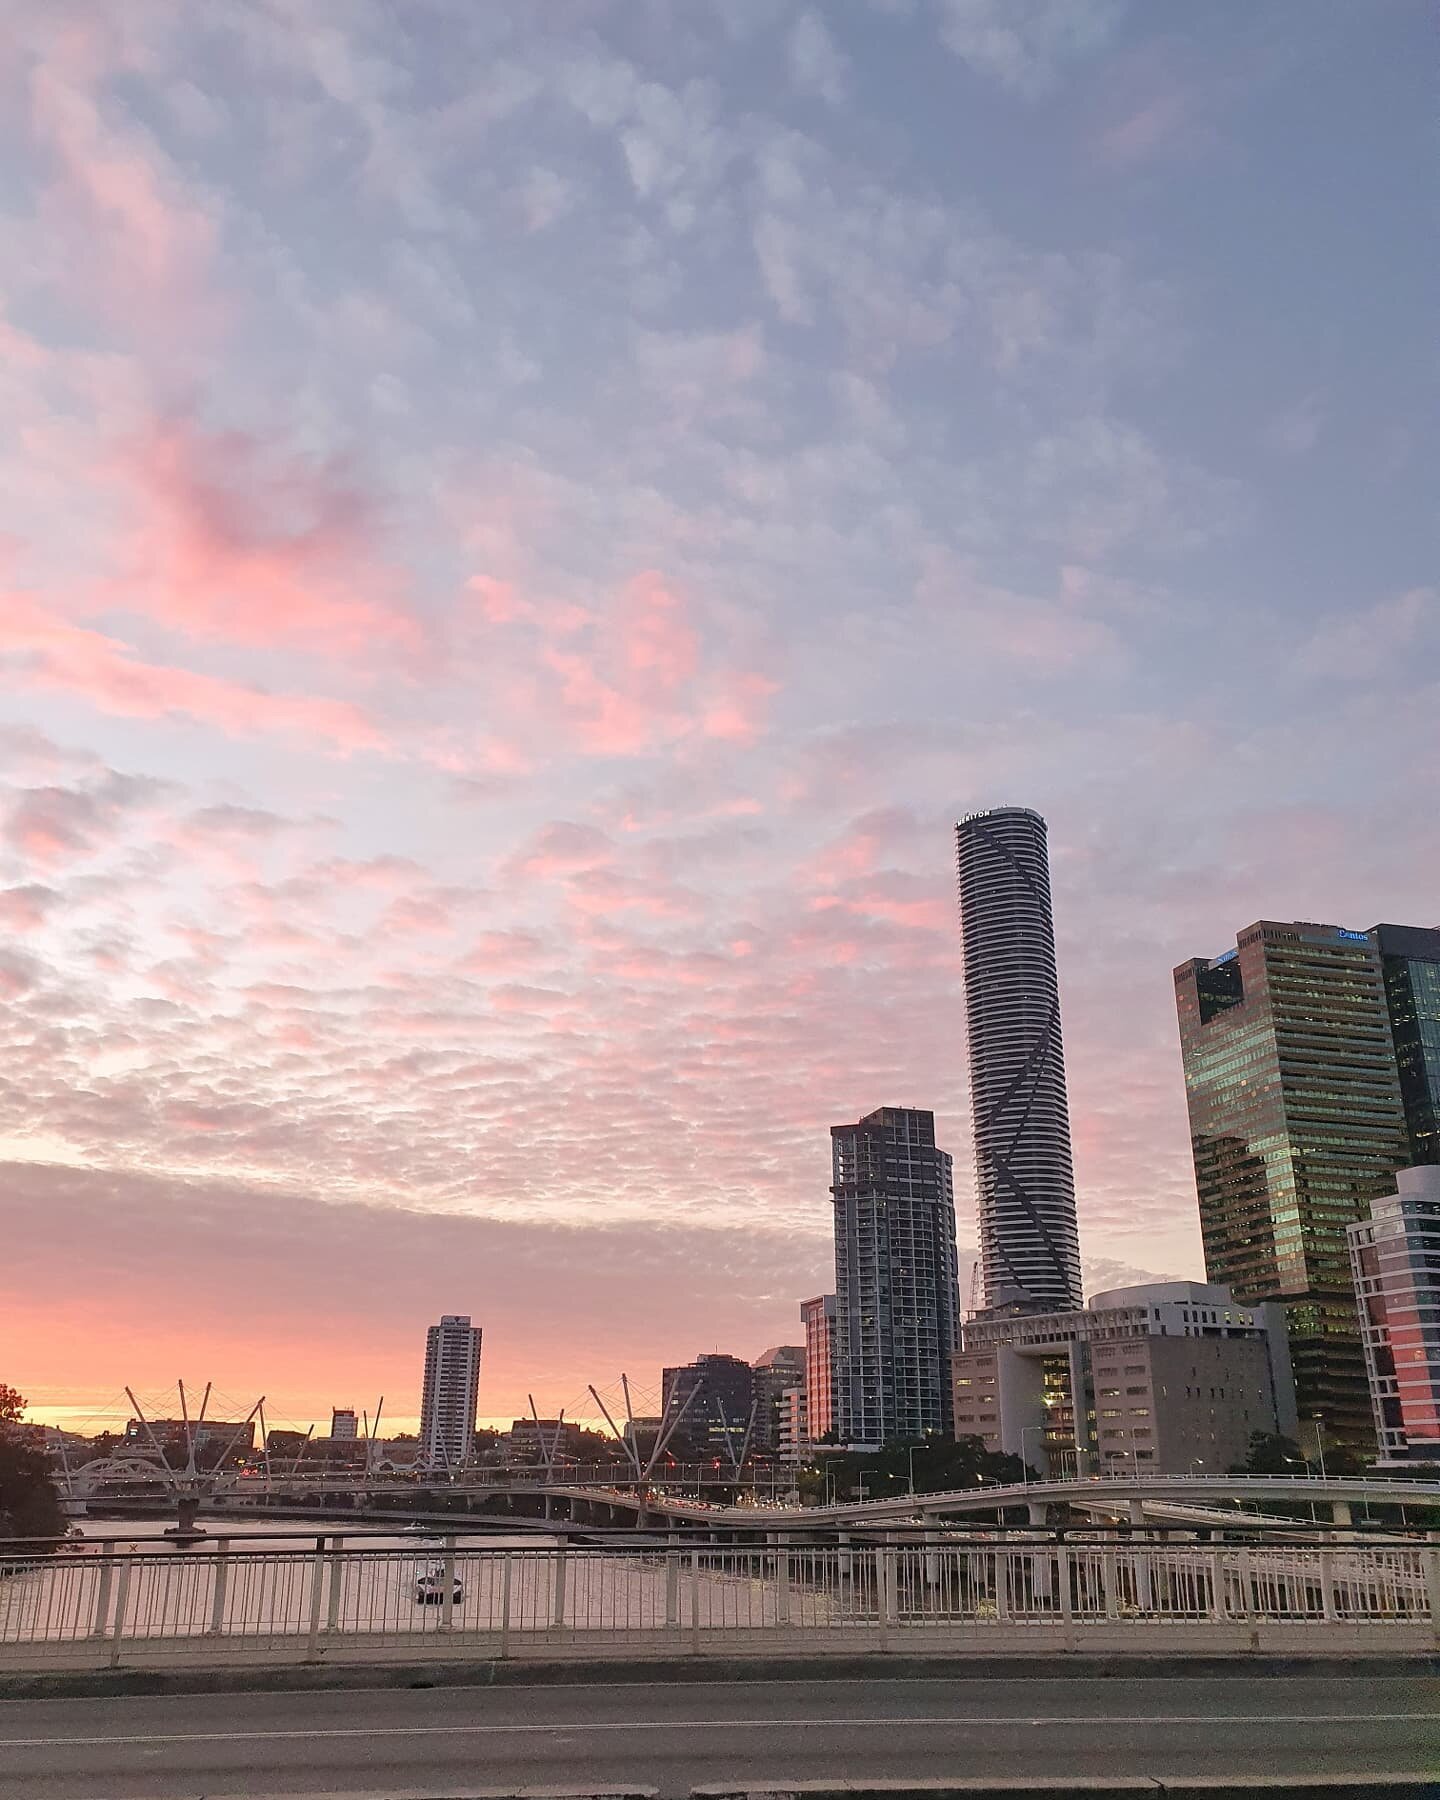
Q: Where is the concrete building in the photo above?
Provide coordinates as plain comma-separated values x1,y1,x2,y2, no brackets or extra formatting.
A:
952,1281,1297,1477
832,1106,960,1446
751,1346,806,1451
777,1386,808,1465
956,807,1082,1312
800,1294,836,1443
418,1314,483,1470
661,1353,755,1463
1175,919,1419,1450
329,1408,358,1441
1349,1165,1440,1466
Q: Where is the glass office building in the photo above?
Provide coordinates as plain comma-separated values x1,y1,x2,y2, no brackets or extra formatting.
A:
1376,923,1440,1168
1174,921,1411,1450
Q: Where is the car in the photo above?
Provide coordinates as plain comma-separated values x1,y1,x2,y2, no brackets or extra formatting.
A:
413,1560,463,1605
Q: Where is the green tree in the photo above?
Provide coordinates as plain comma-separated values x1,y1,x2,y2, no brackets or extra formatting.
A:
0,1386,66,1546
1229,1431,1304,1475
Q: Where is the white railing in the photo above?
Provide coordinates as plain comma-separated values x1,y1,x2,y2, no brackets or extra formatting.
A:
3,1534,1439,1668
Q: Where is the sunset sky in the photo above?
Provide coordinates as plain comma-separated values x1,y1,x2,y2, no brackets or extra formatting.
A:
1,2,1433,1436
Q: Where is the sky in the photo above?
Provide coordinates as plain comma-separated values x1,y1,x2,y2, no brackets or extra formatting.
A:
1,0,1434,1436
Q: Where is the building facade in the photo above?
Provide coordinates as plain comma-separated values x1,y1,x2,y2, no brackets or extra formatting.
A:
955,807,1082,1312
831,1106,960,1447
419,1314,483,1470
1348,1166,1440,1465
777,1385,808,1465
800,1294,836,1444
952,1281,1296,1476
1174,920,1414,1449
329,1408,358,1441
661,1353,756,1462
1376,924,1440,1168
751,1346,806,1451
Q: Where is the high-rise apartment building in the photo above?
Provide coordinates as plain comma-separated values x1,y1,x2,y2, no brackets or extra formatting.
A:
1174,921,1414,1449
800,1294,836,1443
419,1314,483,1470
329,1408,357,1441
956,807,1082,1312
1348,1166,1440,1465
1375,924,1440,1167
831,1106,960,1446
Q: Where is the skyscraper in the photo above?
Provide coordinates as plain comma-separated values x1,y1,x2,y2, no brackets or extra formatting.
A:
830,1106,960,1446
955,807,1082,1312
1348,1165,1440,1465
419,1314,483,1470
1375,923,1440,1167
800,1293,836,1443
1174,921,1412,1449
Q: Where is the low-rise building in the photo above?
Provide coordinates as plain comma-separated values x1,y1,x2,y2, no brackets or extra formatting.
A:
506,1418,584,1465
952,1281,1297,1476
1349,1166,1440,1466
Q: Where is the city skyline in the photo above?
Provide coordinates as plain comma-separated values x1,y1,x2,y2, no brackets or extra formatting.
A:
1,3,1434,1431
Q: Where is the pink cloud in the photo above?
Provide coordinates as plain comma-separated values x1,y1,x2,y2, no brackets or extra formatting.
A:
0,589,384,750
27,29,220,335
101,417,424,659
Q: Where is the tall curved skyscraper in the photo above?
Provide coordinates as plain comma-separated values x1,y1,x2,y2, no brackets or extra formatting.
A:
955,807,1082,1312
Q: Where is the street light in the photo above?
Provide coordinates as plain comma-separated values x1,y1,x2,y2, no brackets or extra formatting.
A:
1021,1425,1046,1484
1312,1417,1328,1482
1189,1458,1205,1477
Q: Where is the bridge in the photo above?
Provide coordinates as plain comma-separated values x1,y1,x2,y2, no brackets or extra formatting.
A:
59,1453,1440,1535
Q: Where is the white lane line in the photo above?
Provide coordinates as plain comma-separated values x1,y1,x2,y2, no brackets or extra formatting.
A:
3,1713,1438,1748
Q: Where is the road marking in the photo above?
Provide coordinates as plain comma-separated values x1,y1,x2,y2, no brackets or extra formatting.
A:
3,1713,1438,1748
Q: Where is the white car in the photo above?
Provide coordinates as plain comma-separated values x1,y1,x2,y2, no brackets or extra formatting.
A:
413,1560,463,1605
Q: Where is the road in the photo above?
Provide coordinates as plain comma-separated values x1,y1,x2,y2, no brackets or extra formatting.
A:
0,1673,1436,1797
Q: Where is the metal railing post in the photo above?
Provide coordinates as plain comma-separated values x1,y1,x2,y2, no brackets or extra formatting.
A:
108,1558,133,1669
305,1539,326,1661
665,1535,680,1628
441,1536,457,1632
1319,1548,1337,1622
90,1545,115,1639
325,1536,345,1633
772,1532,790,1626
551,1542,567,1629
208,1540,231,1635
1424,1532,1440,1646
880,1543,898,1645
689,1548,701,1654
499,1552,512,1657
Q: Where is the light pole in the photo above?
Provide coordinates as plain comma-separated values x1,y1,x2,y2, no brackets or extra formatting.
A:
1189,1457,1205,1477
1021,1425,1045,1484
907,1444,916,1495
1312,1416,1328,1482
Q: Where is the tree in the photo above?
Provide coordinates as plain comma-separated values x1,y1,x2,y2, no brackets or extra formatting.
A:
0,1386,65,1546
1229,1431,1303,1475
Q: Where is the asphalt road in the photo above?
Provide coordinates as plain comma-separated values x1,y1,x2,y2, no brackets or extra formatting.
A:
0,1673,1436,1798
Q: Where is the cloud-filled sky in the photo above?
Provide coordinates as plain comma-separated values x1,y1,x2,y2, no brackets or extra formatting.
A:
1,0,1434,1433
